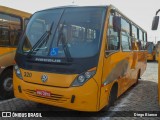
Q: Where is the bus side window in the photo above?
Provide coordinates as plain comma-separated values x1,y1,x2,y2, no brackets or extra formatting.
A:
143,32,147,50
138,29,144,50
0,28,9,46
107,28,119,50
106,14,120,53
121,18,131,51
121,31,131,51
0,13,22,47
10,15,22,47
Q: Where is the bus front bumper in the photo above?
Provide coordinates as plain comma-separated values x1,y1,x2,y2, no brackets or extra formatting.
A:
13,74,99,112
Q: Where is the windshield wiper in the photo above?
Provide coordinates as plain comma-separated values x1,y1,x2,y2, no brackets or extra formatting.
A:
56,21,72,62
27,21,54,57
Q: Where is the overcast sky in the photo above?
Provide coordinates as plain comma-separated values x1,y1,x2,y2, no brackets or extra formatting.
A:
1,0,160,43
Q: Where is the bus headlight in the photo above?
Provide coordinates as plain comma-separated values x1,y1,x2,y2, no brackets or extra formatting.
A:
71,70,96,87
14,65,23,80
77,75,86,83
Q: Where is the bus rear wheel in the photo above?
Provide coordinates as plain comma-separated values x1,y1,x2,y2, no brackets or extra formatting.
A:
0,69,14,100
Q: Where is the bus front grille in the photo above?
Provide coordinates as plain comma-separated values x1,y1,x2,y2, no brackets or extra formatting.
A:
24,89,69,103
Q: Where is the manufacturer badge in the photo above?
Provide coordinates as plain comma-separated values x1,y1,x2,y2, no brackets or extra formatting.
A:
41,74,48,83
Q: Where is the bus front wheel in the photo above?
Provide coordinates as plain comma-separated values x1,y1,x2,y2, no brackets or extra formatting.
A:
0,69,14,100
135,70,141,85
108,83,118,107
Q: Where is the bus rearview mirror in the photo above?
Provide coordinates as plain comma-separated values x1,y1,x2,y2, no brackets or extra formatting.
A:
152,16,159,30
113,16,121,32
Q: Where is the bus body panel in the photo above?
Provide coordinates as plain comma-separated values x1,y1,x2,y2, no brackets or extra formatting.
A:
141,51,147,76
99,51,139,110
0,47,16,73
13,72,99,111
137,51,147,77
98,6,146,110
20,69,78,88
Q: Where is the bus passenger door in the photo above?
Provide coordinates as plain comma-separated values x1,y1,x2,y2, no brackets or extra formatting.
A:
121,31,134,89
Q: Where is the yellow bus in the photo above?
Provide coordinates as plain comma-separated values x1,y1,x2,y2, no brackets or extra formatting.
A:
13,5,147,111
152,9,160,106
0,5,31,99
155,41,160,61
147,42,156,61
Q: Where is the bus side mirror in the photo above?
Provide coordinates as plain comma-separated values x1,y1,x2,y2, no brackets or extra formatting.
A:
152,16,159,30
113,16,121,32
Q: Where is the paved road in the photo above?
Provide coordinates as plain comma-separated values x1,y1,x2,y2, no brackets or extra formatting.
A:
0,62,160,120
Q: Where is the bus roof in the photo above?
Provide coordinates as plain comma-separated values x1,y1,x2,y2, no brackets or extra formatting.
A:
45,5,107,10
35,5,107,14
33,4,147,33
0,5,31,18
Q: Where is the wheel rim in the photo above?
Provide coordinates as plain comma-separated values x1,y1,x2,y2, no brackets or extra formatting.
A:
3,77,13,92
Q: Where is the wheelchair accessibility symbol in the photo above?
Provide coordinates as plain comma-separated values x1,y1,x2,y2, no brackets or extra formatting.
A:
50,48,59,56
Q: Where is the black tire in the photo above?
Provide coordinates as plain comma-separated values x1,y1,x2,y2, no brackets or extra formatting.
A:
135,70,140,85
108,85,118,107
0,69,14,100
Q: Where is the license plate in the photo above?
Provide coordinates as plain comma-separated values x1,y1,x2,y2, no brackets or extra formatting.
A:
36,90,51,97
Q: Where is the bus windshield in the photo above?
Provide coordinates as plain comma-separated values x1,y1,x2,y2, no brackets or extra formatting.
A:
147,42,154,53
20,7,105,59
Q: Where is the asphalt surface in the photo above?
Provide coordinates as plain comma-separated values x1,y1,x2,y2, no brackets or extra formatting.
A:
0,62,160,120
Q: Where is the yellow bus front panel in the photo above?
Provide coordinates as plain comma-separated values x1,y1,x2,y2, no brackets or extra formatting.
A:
13,70,99,111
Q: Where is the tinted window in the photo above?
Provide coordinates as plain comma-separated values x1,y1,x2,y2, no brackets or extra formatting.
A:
121,18,130,33
22,8,105,58
0,28,9,46
107,14,119,51
121,31,131,51
139,29,146,50
139,29,143,40
121,18,131,51
132,25,138,39
0,13,22,47
143,32,147,50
